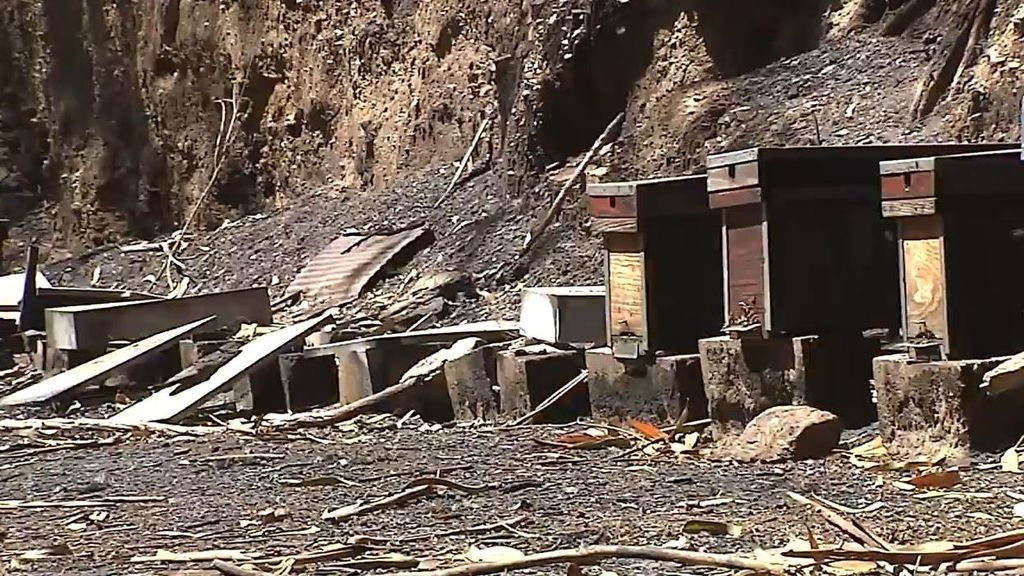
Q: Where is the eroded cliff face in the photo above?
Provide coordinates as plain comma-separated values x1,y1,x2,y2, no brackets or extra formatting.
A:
1,0,1022,259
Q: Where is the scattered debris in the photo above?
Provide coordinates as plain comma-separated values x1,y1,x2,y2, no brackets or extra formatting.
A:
387,545,787,576
110,310,334,423
0,316,215,406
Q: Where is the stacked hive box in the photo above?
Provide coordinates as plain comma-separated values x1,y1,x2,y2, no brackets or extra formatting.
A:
585,175,722,421
701,143,1011,434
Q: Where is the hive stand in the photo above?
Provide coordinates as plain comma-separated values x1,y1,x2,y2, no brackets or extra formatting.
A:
585,175,722,422
880,149,1024,360
874,149,1024,458
701,143,1012,434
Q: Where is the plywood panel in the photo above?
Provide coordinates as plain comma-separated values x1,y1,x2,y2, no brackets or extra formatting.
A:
902,237,947,341
724,205,765,325
608,250,645,338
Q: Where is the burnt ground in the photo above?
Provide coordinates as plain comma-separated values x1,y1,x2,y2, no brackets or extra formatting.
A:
1,418,1022,576
40,163,603,326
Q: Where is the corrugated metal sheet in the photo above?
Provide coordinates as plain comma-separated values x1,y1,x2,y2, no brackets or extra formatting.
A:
286,227,427,305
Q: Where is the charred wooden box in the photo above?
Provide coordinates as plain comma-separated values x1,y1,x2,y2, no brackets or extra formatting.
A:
587,175,722,360
880,149,1024,360
706,144,1012,338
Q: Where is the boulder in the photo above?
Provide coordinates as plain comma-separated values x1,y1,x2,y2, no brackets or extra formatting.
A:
731,405,842,462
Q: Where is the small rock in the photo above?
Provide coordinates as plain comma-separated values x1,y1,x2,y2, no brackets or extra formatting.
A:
731,405,842,462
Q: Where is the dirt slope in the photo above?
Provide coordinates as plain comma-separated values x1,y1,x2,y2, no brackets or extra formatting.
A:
3,0,1024,294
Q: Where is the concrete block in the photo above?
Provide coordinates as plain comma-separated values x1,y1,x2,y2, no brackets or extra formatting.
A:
498,350,588,423
585,344,688,422
652,354,708,421
700,334,877,438
873,354,1024,462
444,345,499,421
519,287,606,346
279,353,339,412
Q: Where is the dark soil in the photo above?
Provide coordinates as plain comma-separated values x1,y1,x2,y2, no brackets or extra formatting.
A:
43,164,602,325
1,418,1021,576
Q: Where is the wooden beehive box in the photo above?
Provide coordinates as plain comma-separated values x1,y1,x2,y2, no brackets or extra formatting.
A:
705,144,1013,338
880,149,1024,360
587,175,722,360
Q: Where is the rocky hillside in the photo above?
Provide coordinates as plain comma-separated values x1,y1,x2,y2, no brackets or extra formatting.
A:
2,0,1022,274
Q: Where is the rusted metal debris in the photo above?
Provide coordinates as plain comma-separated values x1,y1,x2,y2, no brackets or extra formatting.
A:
285,227,431,306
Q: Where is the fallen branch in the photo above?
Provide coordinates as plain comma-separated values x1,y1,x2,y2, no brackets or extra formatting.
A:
508,371,587,426
322,485,434,521
384,545,788,576
787,492,894,551
521,112,625,258
433,119,491,209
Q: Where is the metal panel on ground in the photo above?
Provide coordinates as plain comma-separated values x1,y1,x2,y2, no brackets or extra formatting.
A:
285,227,429,305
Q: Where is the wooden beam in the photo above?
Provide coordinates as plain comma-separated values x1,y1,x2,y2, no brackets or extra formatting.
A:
882,198,937,218
0,317,215,406
109,311,334,423
46,287,272,351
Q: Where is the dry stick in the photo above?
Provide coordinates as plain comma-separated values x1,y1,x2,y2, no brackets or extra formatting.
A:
384,545,788,576
396,515,530,543
265,372,434,431
507,371,587,427
520,112,625,257
787,492,894,551
323,485,434,521
400,476,492,494
432,118,491,209
151,80,244,293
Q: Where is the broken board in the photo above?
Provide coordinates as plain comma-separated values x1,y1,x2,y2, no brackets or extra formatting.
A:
109,311,333,423
0,316,215,406
46,287,271,351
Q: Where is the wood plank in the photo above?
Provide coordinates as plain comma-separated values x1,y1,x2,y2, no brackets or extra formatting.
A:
591,218,638,234
880,172,935,200
724,205,766,325
709,187,762,209
109,311,334,423
608,250,645,339
882,198,937,218
588,195,637,218
0,317,215,406
46,287,272,351
902,234,948,343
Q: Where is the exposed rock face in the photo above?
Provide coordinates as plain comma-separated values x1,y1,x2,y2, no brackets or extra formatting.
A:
730,405,843,462
3,0,1023,267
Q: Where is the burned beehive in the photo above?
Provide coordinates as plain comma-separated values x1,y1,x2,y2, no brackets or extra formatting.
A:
705,144,1013,338
587,175,722,359
880,149,1024,360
